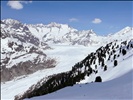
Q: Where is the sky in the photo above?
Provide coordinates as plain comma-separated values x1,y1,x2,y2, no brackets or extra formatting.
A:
1,1,133,35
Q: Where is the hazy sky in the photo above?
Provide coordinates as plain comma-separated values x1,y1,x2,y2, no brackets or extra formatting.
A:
1,1,132,35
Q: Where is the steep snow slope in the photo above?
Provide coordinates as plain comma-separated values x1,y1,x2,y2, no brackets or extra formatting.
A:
27,23,77,43
26,69,133,100
80,47,133,83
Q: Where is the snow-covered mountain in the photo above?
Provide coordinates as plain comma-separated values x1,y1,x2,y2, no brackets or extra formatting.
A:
1,19,132,46
1,19,133,100
15,39,133,100
1,19,56,82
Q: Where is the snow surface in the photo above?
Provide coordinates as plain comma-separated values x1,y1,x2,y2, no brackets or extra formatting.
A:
2,40,133,100
24,41,133,100
1,45,99,100
80,48,133,83
23,39,133,100
44,44,99,72
1,19,133,100
25,69,133,100
1,35,45,68
27,23,77,43
2,41,133,100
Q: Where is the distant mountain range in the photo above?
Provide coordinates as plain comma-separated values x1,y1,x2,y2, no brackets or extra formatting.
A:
1,19,133,100
1,19,132,46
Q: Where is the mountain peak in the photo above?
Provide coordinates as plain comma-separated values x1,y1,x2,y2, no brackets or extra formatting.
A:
122,26,132,32
89,29,95,34
36,23,45,27
80,29,96,35
2,18,21,25
47,22,61,27
116,26,132,35
47,22,73,29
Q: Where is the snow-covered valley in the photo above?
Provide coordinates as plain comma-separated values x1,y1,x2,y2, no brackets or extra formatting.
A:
15,38,133,100
1,44,99,100
1,19,133,100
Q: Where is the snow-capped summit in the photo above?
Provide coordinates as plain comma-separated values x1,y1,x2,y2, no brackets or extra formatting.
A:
36,23,45,27
115,26,132,35
47,22,61,27
1,19,132,46
2,18,21,25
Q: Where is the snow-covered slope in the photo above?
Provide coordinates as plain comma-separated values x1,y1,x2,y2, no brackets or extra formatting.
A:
1,19,133,100
27,22,103,46
26,69,133,100
27,22,133,46
1,44,98,100
15,39,133,100
1,19,56,82
27,22,77,44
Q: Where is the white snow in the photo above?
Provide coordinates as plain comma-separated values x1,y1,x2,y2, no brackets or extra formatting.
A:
80,50,133,83
2,41,133,100
25,63,133,100
79,39,133,83
44,44,99,72
1,19,133,100
27,70,133,100
27,23,77,43
1,44,99,100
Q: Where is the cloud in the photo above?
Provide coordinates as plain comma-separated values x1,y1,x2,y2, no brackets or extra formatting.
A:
92,18,102,24
7,0,32,10
69,18,79,22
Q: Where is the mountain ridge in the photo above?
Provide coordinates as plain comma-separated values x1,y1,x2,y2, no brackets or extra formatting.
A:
1,18,132,46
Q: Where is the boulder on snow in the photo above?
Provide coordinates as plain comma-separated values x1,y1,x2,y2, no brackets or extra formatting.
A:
95,76,102,82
